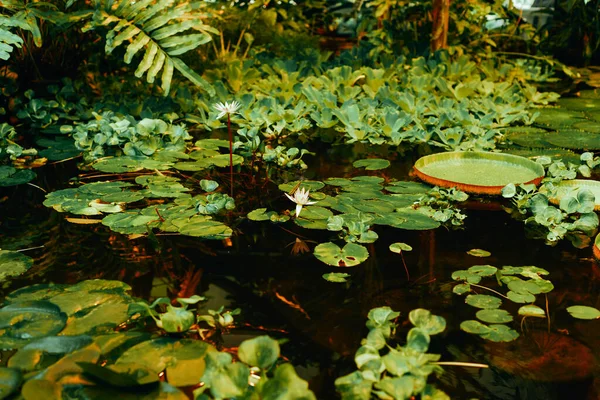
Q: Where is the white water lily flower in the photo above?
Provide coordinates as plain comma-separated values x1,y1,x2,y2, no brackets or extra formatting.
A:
285,187,317,218
214,101,241,119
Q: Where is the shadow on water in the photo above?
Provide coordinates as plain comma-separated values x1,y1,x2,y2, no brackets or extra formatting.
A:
0,143,599,399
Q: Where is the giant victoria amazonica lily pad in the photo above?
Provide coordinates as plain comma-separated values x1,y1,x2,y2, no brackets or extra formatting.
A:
413,151,545,195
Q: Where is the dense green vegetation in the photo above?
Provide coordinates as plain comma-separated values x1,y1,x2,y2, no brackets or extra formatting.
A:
2,0,600,398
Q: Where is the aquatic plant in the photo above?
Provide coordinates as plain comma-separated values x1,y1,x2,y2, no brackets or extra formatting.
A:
335,307,480,400
285,187,317,218
129,295,206,333
452,265,554,342
214,100,241,197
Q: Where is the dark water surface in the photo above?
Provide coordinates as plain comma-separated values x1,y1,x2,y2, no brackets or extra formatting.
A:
1,144,599,399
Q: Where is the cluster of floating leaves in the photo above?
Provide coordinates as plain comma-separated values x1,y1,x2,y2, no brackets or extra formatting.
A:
43,177,233,238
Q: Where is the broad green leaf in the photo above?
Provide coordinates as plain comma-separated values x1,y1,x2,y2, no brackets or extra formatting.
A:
465,294,502,309
313,242,369,267
0,367,21,399
467,249,491,257
475,309,513,324
0,166,36,187
353,158,391,170
237,336,280,370
389,243,412,253
408,309,446,335
322,273,351,283
0,250,33,282
518,305,546,318
567,305,600,320
116,338,215,387
0,301,67,349
259,363,316,399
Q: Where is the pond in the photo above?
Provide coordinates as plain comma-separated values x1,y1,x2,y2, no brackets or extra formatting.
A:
1,140,599,399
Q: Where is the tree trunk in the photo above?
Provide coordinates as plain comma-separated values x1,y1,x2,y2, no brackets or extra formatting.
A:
431,0,450,51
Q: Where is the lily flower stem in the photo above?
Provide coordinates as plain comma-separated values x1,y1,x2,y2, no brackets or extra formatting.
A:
227,114,234,198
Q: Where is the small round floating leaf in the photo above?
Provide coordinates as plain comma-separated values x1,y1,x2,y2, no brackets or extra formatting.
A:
238,336,280,370
453,283,471,295
389,210,441,230
322,273,351,283
313,242,369,267
385,181,432,194
408,309,446,335
467,249,491,257
200,180,219,192
465,294,502,309
451,270,481,284
518,305,546,318
247,208,270,221
460,320,490,335
0,250,33,283
353,158,391,170
481,324,519,342
389,243,412,253
476,309,513,324
507,291,536,303
567,305,600,320
299,206,333,220
467,265,497,276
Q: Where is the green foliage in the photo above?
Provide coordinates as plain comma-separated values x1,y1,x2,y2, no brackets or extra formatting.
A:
43,176,234,238
566,305,600,320
0,249,33,284
335,307,450,400
70,112,191,161
81,0,217,95
194,335,316,399
452,265,554,342
129,295,205,333
502,156,600,248
0,123,37,161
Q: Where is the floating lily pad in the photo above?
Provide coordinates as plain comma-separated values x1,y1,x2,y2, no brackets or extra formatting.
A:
92,156,173,173
558,97,600,112
278,180,325,192
545,130,600,151
322,272,351,283
385,181,432,194
0,250,33,283
460,320,519,342
313,242,369,267
533,108,587,128
0,301,67,349
0,166,36,187
476,309,513,324
505,130,556,148
0,367,21,398
467,249,491,257
36,137,81,161
353,158,390,170
572,120,600,133
408,309,446,335
566,305,600,320
465,294,502,309
116,338,215,387
389,243,412,253
413,152,544,195
518,305,546,318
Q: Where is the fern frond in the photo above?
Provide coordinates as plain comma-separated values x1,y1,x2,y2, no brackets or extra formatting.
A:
85,0,215,96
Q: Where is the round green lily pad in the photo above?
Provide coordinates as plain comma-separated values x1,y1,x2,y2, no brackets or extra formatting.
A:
353,158,391,170
0,250,33,283
544,130,600,150
465,294,502,309
313,242,369,267
566,305,600,320
238,336,280,370
0,301,67,349
505,130,556,148
413,152,544,195
476,309,513,324
322,273,351,283
533,108,586,128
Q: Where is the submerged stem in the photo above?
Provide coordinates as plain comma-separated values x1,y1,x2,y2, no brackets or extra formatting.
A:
469,283,510,300
227,114,233,198
434,361,488,368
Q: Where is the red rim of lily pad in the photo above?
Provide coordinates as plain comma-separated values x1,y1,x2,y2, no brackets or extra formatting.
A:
413,152,545,195
594,233,600,260
547,179,600,211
